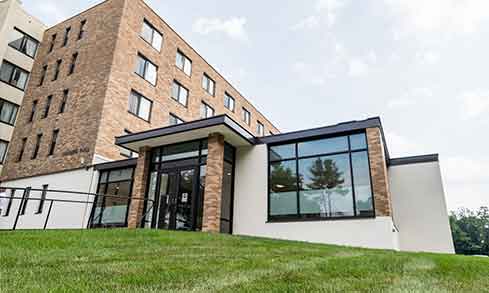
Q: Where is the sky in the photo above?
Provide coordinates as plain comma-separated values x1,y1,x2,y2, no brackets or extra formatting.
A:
21,0,489,211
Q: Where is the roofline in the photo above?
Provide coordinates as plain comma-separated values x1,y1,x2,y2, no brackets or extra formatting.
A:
115,114,256,147
93,158,137,170
389,154,439,166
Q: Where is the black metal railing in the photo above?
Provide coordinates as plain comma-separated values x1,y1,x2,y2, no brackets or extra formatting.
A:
0,187,154,230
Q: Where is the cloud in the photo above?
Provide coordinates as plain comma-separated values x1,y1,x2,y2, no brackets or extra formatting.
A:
459,90,489,119
387,87,433,109
443,156,489,184
385,0,489,35
292,0,346,30
416,50,440,65
385,132,424,157
348,59,369,77
193,17,248,41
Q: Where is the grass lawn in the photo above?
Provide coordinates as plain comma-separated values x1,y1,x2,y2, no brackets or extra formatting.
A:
1,229,488,292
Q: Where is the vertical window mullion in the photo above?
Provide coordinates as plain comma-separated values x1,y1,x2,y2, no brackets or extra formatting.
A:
295,143,300,217
348,136,357,217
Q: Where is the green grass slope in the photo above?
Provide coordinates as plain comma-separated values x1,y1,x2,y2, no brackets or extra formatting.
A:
0,229,488,292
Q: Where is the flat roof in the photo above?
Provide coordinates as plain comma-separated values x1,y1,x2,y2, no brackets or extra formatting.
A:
389,154,439,166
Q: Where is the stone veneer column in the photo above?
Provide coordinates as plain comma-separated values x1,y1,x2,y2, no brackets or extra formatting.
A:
366,127,392,217
202,133,225,233
127,146,151,228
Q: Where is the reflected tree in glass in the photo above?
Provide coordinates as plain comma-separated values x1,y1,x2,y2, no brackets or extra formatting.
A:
306,158,349,217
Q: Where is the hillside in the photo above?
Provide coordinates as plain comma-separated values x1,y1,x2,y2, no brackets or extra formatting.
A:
0,229,488,292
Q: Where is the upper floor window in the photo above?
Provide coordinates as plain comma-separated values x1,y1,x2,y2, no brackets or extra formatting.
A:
68,52,78,75
135,54,157,86
120,129,138,158
63,27,71,47
200,102,215,119
31,133,43,159
48,129,59,156
0,99,19,126
256,121,264,136
8,28,39,58
59,89,69,113
176,50,192,76
42,95,53,119
224,92,235,112
242,108,251,125
141,20,163,51
128,90,152,121
0,140,8,164
171,80,188,107
202,73,215,96
78,20,87,40
17,137,27,162
53,59,62,81
0,61,29,91
48,34,56,53
39,65,47,86
169,113,184,126
29,100,38,122
268,132,373,222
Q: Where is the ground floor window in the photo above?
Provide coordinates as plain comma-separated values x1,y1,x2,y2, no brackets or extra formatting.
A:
268,132,374,221
91,167,134,228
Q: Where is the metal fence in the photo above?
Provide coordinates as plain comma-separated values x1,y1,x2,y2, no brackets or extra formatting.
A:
0,187,154,230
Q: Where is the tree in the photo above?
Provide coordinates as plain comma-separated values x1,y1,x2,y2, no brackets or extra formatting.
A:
306,158,348,217
450,207,489,255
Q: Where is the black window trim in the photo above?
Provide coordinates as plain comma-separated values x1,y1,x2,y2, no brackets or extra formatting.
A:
200,101,215,119
48,129,59,156
175,49,192,76
202,73,215,96
48,33,57,53
42,95,53,119
140,19,163,51
53,59,62,81
78,19,87,40
31,133,43,160
135,53,158,86
169,113,185,125
0,139,9,164
0,97,20,127
59,89,69,113
171,79,189,107
224,92,235,112
128,90,153,123
17,137,27,162
242,107,251,125
0,60,30,92
8,27,40,59
62,26,71,47
68,52,78,75
267,130,376,223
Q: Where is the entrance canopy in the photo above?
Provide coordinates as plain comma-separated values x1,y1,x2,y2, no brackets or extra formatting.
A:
115,115,255,153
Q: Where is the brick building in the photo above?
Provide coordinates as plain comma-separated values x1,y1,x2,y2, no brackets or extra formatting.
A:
0,0,454,254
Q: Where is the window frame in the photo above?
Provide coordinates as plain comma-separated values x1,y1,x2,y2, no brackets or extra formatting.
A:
242,107,251,125
53,59,62,81
135,53,158,86
0,98,20,126
17,137,27,162
48,34,57,53
42,95,53,119
78,20,87,40
202,73,215,96
29,100,38,122
48,129,59,156
8,27,40,59
128,90,152,122
0,60,30,91
267,131,376,223
39,65,47,86
31,133,43,160
171,80,189,107
224,92,235,112
175,50,192,76
141,19,163,51
169,113,185,126
200,102,215,119
0,139,9,164
257,121,264,136
59,89,69,113
62,27,71,47
68,52,78,75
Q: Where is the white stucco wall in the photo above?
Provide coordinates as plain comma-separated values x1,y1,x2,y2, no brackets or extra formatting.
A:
0,168,99,230
233,144,399,250
389,161,455,254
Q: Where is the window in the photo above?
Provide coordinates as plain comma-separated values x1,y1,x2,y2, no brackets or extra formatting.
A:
135,54,157,85
39,65,47,86
31,134,42,159
59,89,69,113
29,100,38,122
42,95,52,118
257,121,264,136
53,60,62,81
68,52,78,75
17,138,27,162
169,113,184,125
8,28,39,58
268,132,374,221
171,80,188,106
48,129,59,156
224,93,235,112
36,185,49,214
0,99,19,125
202,73,215,96
200,102,214,119
128,90,152,121
0,140,8,164
242,108,250,125
0,61,29,91
141,20,163,51
19,187,31,215
63,27,71,46
176,50,192,76
78,20,86,40
120,129,137,158
48,34,56,53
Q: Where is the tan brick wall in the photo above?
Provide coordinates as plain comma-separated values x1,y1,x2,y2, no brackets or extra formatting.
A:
2,0,279,181
127,146,151,228
366,127,392,217
202,133,225,232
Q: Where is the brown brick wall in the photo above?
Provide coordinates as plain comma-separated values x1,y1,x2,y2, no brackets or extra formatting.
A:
127,146,151,228
202,133,225,232
2,0,279,181
366,127,392,217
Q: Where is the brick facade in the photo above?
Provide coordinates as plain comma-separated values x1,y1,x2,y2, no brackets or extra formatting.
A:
202,133,225,232
127,146,151,228
1,0,279,181
366,127,392,217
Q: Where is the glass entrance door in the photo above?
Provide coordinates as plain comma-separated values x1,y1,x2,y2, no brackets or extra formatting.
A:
155,168,196,231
